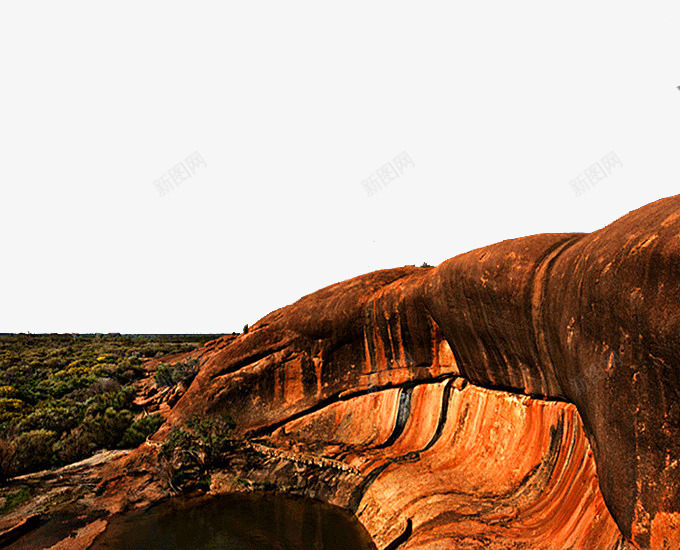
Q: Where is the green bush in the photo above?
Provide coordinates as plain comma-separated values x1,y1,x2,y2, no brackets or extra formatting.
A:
79,406,133,449
84,387,135,415
19,399,83,434
159,414,236,492
13,429,58,475
183,415,237,464
50,388,139,460
119,413,164,448
0,398,28,425
0,333,219,482
154,359,199,388
55,426,94,464
0,386,17,398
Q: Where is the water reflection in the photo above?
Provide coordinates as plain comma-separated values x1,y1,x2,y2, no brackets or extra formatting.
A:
92,492,377,550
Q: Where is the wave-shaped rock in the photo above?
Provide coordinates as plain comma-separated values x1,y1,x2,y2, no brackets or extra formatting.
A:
264,381,627,548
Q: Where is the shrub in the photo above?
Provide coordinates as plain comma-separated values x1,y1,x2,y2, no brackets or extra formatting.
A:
154,359,199,388
0,334,218,478
0,398,28,425
153,364,174,387
87,377,121,395
118,413,164,448
56,426,94,464
159,414,236,492
13,429,58,475
79,406,133,449
0,386,17,398
84,387,136,415
19,400,83,434
183,415,237,465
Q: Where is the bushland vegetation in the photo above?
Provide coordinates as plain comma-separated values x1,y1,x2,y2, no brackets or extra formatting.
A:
0,333,221,484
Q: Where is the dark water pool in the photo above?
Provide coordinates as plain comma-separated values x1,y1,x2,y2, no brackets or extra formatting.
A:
91,492,377,550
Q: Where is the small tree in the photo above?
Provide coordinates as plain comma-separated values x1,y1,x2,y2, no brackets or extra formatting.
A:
158,414,236,493
154,359,200,388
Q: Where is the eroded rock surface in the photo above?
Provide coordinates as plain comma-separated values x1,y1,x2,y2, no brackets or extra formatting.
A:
4,195,680,548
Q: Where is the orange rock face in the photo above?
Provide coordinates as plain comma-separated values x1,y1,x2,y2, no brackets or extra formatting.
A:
167,194,680,548
267,382,627,548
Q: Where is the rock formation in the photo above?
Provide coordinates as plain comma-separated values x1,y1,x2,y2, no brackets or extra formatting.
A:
3,194,680,548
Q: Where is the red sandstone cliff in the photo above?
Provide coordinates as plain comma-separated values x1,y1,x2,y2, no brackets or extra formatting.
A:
4,195,680,549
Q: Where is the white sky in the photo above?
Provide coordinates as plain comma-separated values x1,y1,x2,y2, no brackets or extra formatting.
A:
1,2,679,334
